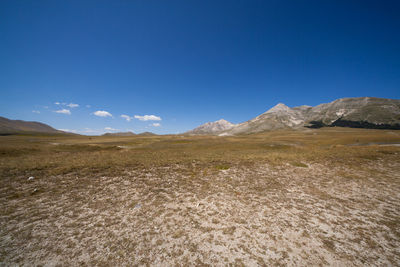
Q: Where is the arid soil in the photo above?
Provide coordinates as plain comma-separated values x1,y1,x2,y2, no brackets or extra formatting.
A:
1,157,399,266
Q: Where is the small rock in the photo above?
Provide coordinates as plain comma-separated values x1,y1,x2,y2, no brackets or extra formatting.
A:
134,204,142,209
27,176,34,181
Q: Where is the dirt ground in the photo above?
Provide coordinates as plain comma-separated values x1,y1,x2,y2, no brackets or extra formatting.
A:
1,155,400,266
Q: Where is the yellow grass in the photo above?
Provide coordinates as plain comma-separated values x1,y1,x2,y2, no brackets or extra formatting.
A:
1,128,399,178
1,128,400,265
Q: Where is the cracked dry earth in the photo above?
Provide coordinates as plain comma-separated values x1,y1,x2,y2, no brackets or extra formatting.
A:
1,160,400,266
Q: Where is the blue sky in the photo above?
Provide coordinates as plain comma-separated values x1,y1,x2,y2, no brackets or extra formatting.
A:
1,0,399,135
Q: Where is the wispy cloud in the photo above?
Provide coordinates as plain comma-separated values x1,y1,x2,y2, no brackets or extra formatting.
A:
82,128,99,133
58,129,77,133
93,110,112,117
104,127,118,131
32,110,40,114
55,109,71,115
73,128,104,135
121,114,132,121
134,115,161,121
54,102,79,108
151,123,161,127
66,103,79,108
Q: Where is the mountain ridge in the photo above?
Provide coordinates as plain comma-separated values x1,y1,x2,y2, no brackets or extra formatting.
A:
222,97,400,135
0,116,69,135
2,97,399,136
184,97,400,135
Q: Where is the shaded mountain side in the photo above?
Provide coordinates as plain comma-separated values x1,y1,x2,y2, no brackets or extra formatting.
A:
102,131,136,137
307,119,400,130
0,116,69,135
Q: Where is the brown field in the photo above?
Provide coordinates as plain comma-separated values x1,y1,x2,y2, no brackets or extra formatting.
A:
1,128,400,266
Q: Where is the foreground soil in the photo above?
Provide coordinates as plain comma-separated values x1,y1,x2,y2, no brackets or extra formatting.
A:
1,129,400,266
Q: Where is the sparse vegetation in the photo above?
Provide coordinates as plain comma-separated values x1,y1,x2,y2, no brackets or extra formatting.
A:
0,128,399,265
290,161,308,168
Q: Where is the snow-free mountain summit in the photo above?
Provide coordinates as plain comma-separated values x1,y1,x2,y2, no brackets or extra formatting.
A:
187,97,400,135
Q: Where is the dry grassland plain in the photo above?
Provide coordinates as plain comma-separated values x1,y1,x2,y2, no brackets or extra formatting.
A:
1,128,400,266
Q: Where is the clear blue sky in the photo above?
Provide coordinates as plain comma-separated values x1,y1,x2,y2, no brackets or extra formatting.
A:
1,0,399,134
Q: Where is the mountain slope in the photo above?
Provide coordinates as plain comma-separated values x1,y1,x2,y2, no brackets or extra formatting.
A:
102,131,136,137
186,119,235,135
223,97,400,135
137,132,157,136
226,103,306,135
0,116,67,134
305,97,400,128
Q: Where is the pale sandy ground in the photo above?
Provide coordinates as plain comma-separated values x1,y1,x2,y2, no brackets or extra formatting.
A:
1,159,400,266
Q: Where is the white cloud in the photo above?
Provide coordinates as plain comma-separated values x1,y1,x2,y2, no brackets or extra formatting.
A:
93,110,112,117
74,128,104,135
82,128,98,133
55,102,60,105
151,123,161,127
121,114,132,121
104,127,118,131
134,115,161,121
55,109,71,115
32,110,40,114
66,103,79,108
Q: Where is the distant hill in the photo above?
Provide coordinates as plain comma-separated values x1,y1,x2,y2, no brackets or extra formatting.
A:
137,131,157,136
102,131,136,137
0,116,68,135
186,119,235,135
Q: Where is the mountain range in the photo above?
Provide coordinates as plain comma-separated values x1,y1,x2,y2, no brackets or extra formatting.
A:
186,97,400,135
1,97,399,136
102,131,157,137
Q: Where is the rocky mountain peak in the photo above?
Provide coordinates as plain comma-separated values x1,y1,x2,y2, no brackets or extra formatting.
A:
265,103,292,114
215,119,234,126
